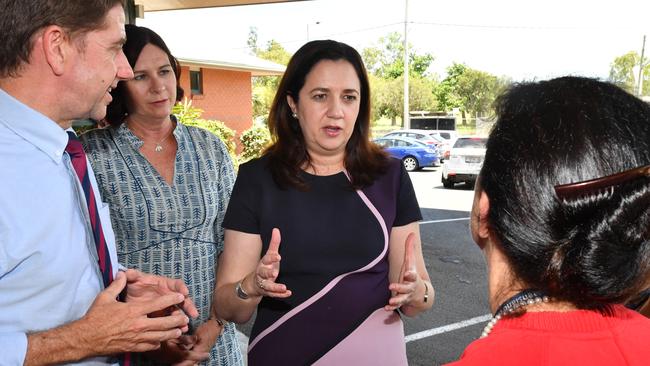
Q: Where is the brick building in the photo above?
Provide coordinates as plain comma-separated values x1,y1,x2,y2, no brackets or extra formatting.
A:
176,54,285,136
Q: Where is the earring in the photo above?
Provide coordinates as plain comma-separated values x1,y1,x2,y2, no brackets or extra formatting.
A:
292,112,298,119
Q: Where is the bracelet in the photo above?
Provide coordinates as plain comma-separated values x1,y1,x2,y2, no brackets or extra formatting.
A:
235,280,250,300
423,282,429,303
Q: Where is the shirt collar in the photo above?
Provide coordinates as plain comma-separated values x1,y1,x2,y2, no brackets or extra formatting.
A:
0,87,68,164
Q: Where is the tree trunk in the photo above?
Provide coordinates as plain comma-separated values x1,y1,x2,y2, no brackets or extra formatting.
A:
391,116,397,126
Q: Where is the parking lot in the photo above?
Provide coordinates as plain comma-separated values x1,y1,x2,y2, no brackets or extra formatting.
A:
235,166,489,365
404,167,488,365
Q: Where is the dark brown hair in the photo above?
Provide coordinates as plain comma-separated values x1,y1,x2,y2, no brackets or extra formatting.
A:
105,24,184,126
0,0,124,77
266,40,389,190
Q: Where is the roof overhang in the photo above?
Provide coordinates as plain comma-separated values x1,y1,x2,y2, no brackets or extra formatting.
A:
136,0,308,12
179,57,284,76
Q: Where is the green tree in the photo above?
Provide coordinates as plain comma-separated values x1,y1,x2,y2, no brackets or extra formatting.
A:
249,38,292,120
370,74,437,125
608,51,650,95
255,40,292,66
434,63,508,124
434,63,466,112
362,32,434,79
456,69,508,117
363,32,437,124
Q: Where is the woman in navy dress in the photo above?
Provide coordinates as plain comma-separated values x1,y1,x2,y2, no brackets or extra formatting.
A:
215,40,434,365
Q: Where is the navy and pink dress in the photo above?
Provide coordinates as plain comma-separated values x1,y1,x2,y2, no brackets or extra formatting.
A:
223,156,422,365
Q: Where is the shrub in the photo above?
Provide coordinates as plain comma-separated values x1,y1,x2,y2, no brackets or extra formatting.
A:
239,123,271,163
172,98,237,159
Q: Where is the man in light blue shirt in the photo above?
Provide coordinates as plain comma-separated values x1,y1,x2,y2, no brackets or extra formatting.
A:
0,1,198,364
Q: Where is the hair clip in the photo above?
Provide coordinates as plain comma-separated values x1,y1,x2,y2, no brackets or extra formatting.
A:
554,164,650,200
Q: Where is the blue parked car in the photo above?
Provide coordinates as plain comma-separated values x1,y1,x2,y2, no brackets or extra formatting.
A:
374,136,440,171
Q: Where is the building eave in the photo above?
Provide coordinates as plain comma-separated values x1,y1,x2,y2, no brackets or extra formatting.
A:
178,57,285,76
136,0,309,12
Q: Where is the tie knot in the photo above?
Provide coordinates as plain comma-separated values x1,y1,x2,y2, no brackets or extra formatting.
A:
65,131,84,157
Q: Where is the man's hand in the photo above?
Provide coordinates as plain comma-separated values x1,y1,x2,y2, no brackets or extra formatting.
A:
79,270,192,354
25,271,194,365
123,269,199,323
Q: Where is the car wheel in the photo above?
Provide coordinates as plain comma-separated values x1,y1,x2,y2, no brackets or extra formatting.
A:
441,175,454,189
402,156,419,171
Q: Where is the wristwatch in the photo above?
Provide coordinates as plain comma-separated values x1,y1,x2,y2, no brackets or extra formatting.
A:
235,280,250,300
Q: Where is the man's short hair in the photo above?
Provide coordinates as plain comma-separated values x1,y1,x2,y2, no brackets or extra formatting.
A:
0,0,125,77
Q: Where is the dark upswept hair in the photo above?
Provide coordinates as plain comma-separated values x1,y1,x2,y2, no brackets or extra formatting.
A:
265,40,389,190
105,24,184,126
0,0,124,78
481,76,650,309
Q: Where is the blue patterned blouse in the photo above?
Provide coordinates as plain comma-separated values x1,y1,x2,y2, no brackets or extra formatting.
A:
81,121,243,366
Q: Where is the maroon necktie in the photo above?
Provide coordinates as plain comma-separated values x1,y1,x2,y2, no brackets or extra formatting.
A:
66,132,132,365
66,131,114,286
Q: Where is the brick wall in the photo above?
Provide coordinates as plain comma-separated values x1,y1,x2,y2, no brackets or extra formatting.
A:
178,66,253,147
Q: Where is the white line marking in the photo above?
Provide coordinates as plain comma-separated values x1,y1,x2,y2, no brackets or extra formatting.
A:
420,217,470,224
236,315,491,348
404,314,492,343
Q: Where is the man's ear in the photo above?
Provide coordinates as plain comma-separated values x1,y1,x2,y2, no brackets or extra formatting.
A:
286,95,297,115
40,25,69,76
477,190,491,240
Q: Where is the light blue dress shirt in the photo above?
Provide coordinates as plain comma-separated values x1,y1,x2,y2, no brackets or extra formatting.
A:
0,88,119,365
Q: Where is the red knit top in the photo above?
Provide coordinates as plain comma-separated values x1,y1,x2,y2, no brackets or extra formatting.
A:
446,305,650,366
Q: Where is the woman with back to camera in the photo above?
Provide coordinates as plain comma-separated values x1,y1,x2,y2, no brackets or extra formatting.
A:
214,40,434,365
448,76,650,365
80,25,243,365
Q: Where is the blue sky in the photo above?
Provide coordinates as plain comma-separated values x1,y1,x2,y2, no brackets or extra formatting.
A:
138,0,650,81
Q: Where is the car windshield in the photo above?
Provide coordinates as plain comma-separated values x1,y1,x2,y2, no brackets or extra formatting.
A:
453,138,487,148
428,134,445,142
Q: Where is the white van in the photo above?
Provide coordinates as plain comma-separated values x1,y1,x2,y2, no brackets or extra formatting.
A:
428,130,458,145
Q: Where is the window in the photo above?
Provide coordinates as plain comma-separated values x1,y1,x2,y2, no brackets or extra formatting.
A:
395,140,409,147
453,137,487,149
190,70,203,95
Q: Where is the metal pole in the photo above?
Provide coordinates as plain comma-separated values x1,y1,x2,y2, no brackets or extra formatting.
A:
637,35,646,96
403,0,410,129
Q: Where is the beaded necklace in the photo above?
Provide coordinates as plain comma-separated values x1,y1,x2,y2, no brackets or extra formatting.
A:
481,289,550,338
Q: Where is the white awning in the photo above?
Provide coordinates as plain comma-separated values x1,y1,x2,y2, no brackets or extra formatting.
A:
137,0,308,12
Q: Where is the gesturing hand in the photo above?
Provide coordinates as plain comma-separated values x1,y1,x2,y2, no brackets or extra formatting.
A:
385,232,419,311
78,271,192,355
123,269,199,326
253,228,292,298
